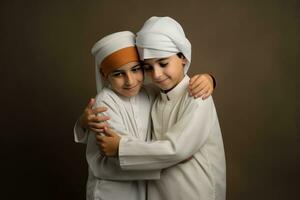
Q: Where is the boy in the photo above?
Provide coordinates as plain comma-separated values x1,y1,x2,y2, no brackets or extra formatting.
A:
98,16,226,200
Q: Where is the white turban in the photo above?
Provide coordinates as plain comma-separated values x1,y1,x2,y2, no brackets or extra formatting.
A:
136,16,192,74
91,31,138,93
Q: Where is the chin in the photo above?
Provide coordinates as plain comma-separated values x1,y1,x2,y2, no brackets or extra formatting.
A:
123,90,139,97
158,84,173,91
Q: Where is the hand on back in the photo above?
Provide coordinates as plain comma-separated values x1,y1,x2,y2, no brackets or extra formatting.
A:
189,73,214,100
79,98,110,133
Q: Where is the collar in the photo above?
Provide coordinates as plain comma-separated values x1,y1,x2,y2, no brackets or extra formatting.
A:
160,75,190,101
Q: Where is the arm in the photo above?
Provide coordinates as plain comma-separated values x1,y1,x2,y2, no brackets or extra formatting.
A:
145,73,215,100
75,73,214,143
87,133,160,180
87,92,160,180
117,97,216,170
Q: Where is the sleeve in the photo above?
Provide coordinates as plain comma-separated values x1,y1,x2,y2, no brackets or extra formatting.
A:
118,96,215,170
87,92,160,180
208,73,217,89
74,120,89,144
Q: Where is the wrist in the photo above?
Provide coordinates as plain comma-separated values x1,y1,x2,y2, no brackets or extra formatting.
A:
208,73,216,89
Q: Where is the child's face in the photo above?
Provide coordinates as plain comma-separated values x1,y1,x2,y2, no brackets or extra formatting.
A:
106,61,144,97
143,54,186,91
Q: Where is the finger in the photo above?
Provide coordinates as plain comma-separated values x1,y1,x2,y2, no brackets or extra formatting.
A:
188,81,202,96
189,77,204,91
189,74,200,85
102,127,114,137
96,115,110,122
100,143,106,148
101,131,113,137
87,115,98,122
207,87,214,96
195,85,210,98
87,115,110,123
96,137,106,146
86,98,95,109
88,122,109,129
92,107,108,115
203,74,214,90
190,79,208,93
95,135,106,142
190,74,209,87
189,81,207,96
95,134,101,140
190,83,206,95
202,94,209,100
191,74,212,89
202,88,213,100
89,127,104,133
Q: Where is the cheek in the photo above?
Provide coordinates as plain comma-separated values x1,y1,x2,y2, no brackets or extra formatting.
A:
169,62,184,76
136,72,144,82
109,78,123,90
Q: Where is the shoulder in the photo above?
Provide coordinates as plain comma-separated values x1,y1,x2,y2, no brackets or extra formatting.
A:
94,87,120,107
181,91,214,109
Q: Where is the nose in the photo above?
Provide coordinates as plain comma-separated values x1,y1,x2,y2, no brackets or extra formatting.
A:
125,72,134,86
152,65,163,80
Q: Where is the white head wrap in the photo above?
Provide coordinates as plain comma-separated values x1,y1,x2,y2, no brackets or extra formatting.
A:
136,16,192,74
91,31,136,93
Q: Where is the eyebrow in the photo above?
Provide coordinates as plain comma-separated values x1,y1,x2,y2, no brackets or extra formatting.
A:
131,64,141,68
111,64,141,73
111,70,124,74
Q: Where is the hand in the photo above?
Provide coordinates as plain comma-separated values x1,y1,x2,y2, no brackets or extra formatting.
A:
79,98,110,133
96,127,121,156
188,74,214,100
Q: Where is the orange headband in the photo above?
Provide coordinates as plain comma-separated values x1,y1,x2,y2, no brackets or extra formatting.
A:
100,46,139,76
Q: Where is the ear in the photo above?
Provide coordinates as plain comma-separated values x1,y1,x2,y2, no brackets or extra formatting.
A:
100,69,110,86
182,57,188,66
100,68,106,79
177,53,187,66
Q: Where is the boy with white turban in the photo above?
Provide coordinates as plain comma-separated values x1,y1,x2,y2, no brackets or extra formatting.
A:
79,30,216,200
98,16,226,200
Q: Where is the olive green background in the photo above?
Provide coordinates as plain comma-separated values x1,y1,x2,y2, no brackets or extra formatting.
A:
1,0,299,199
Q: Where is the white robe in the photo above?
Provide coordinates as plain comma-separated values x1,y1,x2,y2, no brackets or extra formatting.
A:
75,86,161,200
119,76,226,200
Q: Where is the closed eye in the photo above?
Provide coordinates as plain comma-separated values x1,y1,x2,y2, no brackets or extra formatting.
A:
131,65,142,72
159,63,168,68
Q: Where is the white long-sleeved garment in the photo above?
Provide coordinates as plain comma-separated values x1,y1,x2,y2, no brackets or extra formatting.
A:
119,75,226,200
82,86,161,200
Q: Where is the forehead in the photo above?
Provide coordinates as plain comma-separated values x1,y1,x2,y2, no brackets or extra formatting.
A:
143,57,169,64
143,54,180,65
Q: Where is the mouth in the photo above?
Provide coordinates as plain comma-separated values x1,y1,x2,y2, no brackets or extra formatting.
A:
124,84,139,91
155,78,169,84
